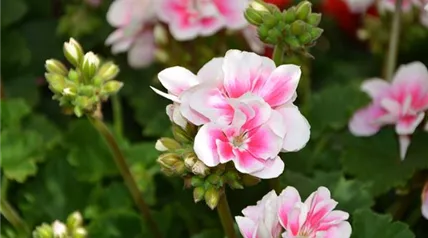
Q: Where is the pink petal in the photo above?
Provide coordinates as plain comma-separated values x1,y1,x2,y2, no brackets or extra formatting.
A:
317,211,349,231
235,216,257,238
242,190,278,220
287,203,308,236
278,186,302,229
166,104,187,129
257,64,301,107
323,221,352,238
250,156,285,179
360,78,390,100
247,125,282,160
398,135,411,161
157,66,199,96
233,149,265,174
396,112,425,135
193,123,226,167
179,88,210,125
236,94,272,131
212,0,248,29
196,57,224,84
392,62,428,94
127,31,155,68
276,104,310,152
106,0,130,27
216,140,234,163
348,105,386,136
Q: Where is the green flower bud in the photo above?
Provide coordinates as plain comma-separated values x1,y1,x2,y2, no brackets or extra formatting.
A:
74,96,91,110
298,32,312,45
307,13,322,26
45,73,67,94
78,85,95,97
52,220,68,238
74,106,84,117
296,1,312,20
191,176,204,187
157,153,181,170
172,124,192,143
193,186,205,203
290,20,307,36
191,161,210,177
102,80,123,95
73,228,87,238
68,69,80,83
262,15,277,29
95,62,119,82
184,153,198,169
285,36,301,49
33,224,54,238
66,211,83,230
205,187,220,210
249,0,270,14
283,8,296,24
154,24,169,45
228,180,244,189
207,174,221,185
45,59,68,76
241,174,261,186
82,52,100,80
155,137,181,152
173,160,187,175
257,25,269,40
244,8,264,26
310,28,324,41
63,38,84,67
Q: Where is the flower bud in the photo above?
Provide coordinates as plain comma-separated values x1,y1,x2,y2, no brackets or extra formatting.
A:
67,211,83,230
285,36,301,49
184,154,197,169
244,8,264,26
157,153,181,169
172,124,192,143
262,15,277,29
290,20,307,36
102,80,123,95
73,228,87,238
192,161,210,177
52,220,68,238
296,1,312,20
68,69,80,83
307,13,322,26
283,8,296,23
310,27,323,41
193,186,205,203
64,38,84,66
155,137,181,152
207,174,222,185
299,32,312,45
45,59,68,76
173,160,187,175
154,24,168,45
224,171,243,189
191,176,204,187
74,106,84,117
96,61,119,82
257,25,269,40
249,0,270,14
63,86,77,96
241,174,260,186
205,187,220,210
45,73,67,94
82,52,100,80
33,224,54,238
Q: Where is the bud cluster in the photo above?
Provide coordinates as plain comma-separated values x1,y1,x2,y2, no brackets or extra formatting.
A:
45,38,122,117
245,0,323,56
32,212,87,238
155,123,261,209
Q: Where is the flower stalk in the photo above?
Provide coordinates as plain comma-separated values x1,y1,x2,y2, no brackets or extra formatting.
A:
88,116,162,238
385,0,403,81
111,95,123,137
216,192,237,238
272,44,285,66
1,199,30,237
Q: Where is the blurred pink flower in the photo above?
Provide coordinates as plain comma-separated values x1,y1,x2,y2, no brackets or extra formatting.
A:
105,0,157,68
242,25,266,54
343,0,416,13
349,62,428,159
156,0,248,40
84,0,103,7
422,181,428,219
193,94,285,178
236,190,282,238
278,186,352,238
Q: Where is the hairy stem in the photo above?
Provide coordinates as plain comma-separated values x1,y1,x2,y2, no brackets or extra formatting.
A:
111,95,123,137
88,117,162,238
1,199,30,237
272,44,285,66
385,0,403,81
217,192,237,238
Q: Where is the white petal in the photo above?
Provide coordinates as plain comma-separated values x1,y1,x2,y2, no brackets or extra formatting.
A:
158,66,199,96
250,157,285,179
360,78,390,99
276,104,310,152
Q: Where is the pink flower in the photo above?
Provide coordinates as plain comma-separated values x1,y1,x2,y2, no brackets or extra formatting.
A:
242,25,266,55
422,181,428,219
278,186,352,238
156,0,248,41
236,190,283,238
194,94,286,178
349,62,428,159
180,50,310,152
343,0,416,13
106,0,156,68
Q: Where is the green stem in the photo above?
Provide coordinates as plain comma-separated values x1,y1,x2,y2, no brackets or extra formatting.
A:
0,199,30,237
1,175,9,199
384,0,403,81
217,193,237,238
111,95,123,137
88,117,162,238
272,44,285,66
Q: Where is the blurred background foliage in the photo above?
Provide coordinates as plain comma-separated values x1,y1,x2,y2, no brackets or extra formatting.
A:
1,0,428,237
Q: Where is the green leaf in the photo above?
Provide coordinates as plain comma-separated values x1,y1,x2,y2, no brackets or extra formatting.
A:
0,31,31,67
191,230,223,238
1,98,31,128
341,130,428,196
64,120,117,182
142,111,173,137
1,0,28,28
2,75,40,107
87,209,145,238
351,209,415,238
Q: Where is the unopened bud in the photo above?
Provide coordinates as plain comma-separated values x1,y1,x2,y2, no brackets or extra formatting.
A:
310,28,323,41
52,221,67,238
155,137,181,152
299,32,312,45
283,8,296,23
67,211,83,230
154,49,169,63
174,160,187,175
296,1,312,20
245,8,264,26
82,52,100,80
184,152,197,169
157,153,181,169
68,69,80,83
172,124,192,143
262,15,277,28
192,161,210,177
33,224,54,238
207,174,222,185
96,61,119,82
249,0,270,13
228,180,244,189
45,59,68,76
74,106,84,117
45,73,67,94
193,186,205,203
241,174,261,186
64,38,84,66
154,24,168,45
257,25,269,40
307,13,322,26
205,187,220,210
74,228,87,238
224,171,243,189
63,87,77,96
285,36,301,49
290,20,306,36
191,176,204,187
102,80,123,95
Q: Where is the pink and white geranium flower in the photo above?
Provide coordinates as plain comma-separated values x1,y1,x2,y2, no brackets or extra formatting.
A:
236,190,282,238
106,0,157,68
278,186,352,238
156,0,248,41
349,62,428,159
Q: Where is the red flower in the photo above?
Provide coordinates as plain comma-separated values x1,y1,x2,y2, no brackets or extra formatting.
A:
264,0,292,10
321,0,361,35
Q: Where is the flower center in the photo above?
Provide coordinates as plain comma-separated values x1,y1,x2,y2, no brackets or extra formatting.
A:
231,132,248,149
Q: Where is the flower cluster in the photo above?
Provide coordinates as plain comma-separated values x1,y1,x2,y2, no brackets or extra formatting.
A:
236,186,352,238
153,49,310,179
349,62,428,159
33,212,86,238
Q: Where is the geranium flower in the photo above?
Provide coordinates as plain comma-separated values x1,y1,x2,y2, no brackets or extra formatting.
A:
194,94,286,178
105,0,156,68
236,190,282,238
422,181,428,219
349,62,428,159
278,186,352,238
156,0,248,41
